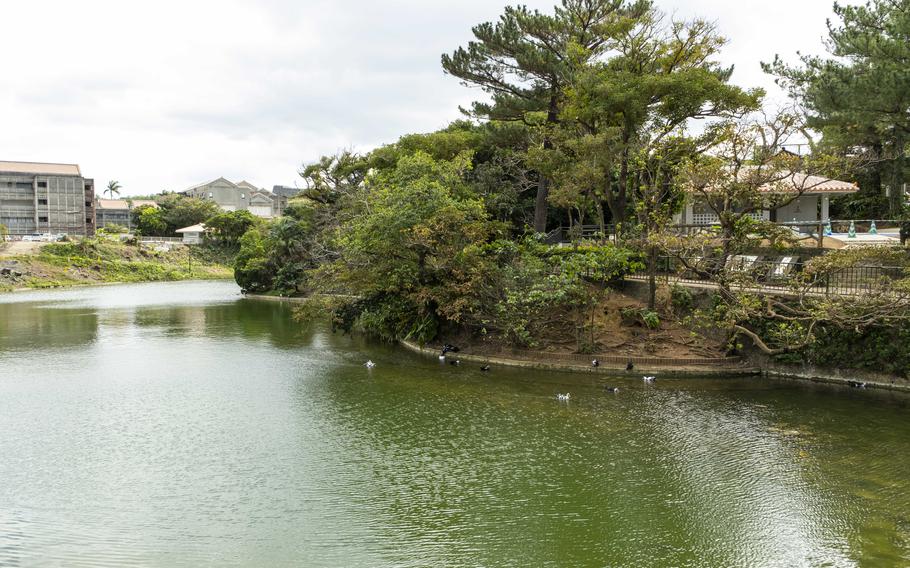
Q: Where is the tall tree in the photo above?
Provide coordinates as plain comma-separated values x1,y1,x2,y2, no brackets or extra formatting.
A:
559,11,761,226
765,0,910,216
104,180,121,199
442,0,650,232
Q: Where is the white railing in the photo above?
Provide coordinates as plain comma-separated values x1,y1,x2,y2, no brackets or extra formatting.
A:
138,236,183,243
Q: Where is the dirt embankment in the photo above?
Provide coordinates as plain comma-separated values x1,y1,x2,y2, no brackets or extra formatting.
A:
433,290,729,362
0,241,44,258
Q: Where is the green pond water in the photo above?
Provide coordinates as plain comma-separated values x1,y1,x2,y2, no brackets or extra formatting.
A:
0,280,908,567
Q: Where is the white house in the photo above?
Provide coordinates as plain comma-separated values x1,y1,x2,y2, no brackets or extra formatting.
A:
176,223,206,245
675,173,859,227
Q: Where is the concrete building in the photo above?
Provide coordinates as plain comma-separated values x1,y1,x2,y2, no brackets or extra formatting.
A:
182,178,286,218
0,161,95,236
95,199,159,230
95,199,130,228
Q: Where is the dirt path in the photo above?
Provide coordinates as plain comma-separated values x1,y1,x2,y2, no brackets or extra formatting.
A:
0,241,44,258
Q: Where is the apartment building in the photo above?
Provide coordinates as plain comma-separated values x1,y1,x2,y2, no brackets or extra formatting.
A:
0,161,95,236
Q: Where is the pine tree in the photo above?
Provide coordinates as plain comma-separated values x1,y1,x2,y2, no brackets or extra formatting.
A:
442,0,650,232
766,0,910,216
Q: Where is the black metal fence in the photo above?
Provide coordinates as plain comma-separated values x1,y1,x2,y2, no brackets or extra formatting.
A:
633,255,907,297
550,219,908,248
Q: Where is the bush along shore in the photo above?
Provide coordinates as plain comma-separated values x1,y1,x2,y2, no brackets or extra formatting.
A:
0,238,233,292
244,293,910,392
232,0,910,387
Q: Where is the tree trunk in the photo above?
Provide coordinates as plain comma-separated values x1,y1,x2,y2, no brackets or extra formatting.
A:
870,140,884,199
647,245,657,310
534,177,550,233
533,91,561,233
611,126,632,229
890,132,906,217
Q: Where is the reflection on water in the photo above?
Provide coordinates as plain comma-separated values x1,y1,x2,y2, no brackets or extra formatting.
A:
0,281,909,567
0,302,98,351
0,282,310,353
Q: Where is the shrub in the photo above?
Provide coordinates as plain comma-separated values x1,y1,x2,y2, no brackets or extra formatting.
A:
621,307,661,329
670,284,694,313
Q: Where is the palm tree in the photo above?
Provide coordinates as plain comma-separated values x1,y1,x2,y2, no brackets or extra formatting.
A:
104,180,121,199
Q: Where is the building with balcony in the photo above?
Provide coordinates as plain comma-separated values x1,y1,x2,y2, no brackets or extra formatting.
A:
0,161,95,236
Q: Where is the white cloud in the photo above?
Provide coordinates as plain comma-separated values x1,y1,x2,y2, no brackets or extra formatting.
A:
0,0,853,195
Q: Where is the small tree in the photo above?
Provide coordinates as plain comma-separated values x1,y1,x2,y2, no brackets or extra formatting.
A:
0,223,8,241
156,195,221,234
205,210,259,246
133,205,167,237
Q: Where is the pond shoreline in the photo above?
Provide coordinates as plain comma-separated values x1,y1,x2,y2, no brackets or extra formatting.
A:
242,292,910,393
1,275,234,294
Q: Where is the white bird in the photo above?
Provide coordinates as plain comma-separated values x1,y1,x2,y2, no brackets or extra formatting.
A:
556,393,571,401
642,375,656,382
365,360,376,368
438,355,446,361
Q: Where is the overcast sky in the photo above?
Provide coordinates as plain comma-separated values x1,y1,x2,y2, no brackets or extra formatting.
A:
0,1,852,196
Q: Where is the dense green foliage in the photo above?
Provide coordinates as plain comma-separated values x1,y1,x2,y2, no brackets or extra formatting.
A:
235,206,318,294
229,0,910,369
131,195,221,236
206,210,260,245
799,324,910,377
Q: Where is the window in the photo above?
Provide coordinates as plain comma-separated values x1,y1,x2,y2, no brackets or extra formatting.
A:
87,218,93,224
85,201,92,207
84,184,91,191
241,193,245,199
208,192,213,198
15,182,31,189
38,216,48,223
37,181,47,188
38,199,48,205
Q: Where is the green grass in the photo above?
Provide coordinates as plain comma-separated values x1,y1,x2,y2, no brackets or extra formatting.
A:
5,238,234,290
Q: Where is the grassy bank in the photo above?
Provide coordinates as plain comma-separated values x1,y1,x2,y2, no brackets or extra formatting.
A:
0,238,233,292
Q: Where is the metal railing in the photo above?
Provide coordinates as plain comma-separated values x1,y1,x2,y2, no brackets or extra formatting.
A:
632,256,908,297
550,219,908,247
138,236,183,243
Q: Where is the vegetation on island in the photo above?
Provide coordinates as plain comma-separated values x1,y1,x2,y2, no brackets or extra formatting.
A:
16,0,882,375
223,0,910,375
